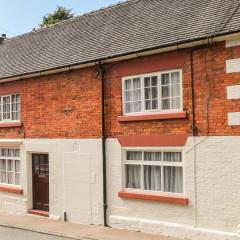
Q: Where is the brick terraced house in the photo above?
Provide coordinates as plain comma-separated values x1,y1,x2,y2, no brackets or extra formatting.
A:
0,0,240,239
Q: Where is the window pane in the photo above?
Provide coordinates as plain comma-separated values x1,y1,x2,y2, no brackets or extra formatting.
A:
125,80,132,90
7,172,13,184
0,172,6,183
15,160,20,172
126,165,141,189
144,166,161,191
152,99,158,109
133,101,141,112
171,72,180,84
7,160,13,171
164,152,182,162
164,166,183,193
124,91,131,102
171,84,180,97
162,99,170,110
125,102,131,113
145,88,151,99
144,76,158,111
127,151,142,161
133,89,141,101
145,100,151,110
152,87,158,99
144,152,161,161
133,78,140,89
152,76,158,86
15,173,20,185
171,97,180,109
161,73,170,85
0,159,6,171
161,86,170,98
144,77,150,87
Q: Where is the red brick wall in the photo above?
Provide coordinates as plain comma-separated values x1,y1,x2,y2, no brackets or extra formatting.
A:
105,41,240,137
0,67,102,138
0,41,240,139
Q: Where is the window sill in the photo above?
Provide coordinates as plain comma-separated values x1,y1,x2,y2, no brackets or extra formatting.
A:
0,185,23,195
118,112,187,122
0,122,22,128
118,191,188,205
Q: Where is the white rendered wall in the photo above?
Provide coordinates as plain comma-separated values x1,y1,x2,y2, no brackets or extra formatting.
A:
0,139,103,225
106,137,240,240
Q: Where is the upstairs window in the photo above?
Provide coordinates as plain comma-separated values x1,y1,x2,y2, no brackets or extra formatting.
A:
122,70,182,115
0,94,20,122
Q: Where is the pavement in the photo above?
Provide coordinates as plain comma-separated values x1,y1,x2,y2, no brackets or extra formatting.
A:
0,210,177,240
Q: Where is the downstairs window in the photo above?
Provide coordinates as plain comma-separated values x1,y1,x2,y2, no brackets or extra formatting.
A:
123,150,183,194
0,148,21,186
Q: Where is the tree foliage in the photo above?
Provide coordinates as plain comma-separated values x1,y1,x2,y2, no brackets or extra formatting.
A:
39,6,74,28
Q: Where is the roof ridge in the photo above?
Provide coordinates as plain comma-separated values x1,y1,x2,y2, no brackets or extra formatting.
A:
4,0,139,43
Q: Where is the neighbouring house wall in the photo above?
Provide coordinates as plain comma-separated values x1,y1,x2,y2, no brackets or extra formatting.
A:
0,67,102,139
106,137,240,240
0,139,103,225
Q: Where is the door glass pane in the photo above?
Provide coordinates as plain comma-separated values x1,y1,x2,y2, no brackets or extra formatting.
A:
125,165,141,189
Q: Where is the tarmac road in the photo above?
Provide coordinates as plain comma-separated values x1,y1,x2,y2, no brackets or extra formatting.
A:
0,226,73,240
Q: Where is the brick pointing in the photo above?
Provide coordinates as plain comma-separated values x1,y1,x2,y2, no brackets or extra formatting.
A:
0,41,240,138
0,68,102,138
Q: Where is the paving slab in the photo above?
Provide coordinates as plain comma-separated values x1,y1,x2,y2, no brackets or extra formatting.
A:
0,210,178,240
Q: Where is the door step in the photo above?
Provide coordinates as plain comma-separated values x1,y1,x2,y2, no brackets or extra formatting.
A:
28,209,49,217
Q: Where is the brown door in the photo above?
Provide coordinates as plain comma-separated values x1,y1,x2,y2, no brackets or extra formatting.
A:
32,154,49,211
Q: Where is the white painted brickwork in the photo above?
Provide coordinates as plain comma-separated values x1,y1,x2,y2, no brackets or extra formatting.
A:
227,85,240,99
228,112,240,126
0,139,103,225
226,38,240,48
226,58,240,73
107,137,240,240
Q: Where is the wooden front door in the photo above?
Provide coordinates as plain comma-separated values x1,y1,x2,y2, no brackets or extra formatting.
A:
32,154,49,211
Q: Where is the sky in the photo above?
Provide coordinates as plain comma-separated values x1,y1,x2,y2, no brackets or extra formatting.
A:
0,0,121,37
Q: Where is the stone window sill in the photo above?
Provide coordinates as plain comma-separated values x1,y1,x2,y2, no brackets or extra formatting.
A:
0,185,23,194
118,191,188,205
118,112,187,122
0,122,22,128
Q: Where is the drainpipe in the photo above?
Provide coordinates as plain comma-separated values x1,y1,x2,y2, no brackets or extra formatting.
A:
97,61,108,227
190,49,198,137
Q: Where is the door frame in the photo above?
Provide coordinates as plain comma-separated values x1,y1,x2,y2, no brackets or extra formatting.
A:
32,153,49,211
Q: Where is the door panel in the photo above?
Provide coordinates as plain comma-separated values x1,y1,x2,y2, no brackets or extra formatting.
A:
32,154,49,211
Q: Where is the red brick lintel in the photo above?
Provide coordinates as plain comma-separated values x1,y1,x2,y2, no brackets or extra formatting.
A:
118,191,188,205
118,112,187,122
0,185,23,194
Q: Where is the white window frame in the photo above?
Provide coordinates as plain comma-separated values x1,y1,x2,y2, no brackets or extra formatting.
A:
121,147,185,196
0,94,20,123
121,69,183,116
0,148,21,187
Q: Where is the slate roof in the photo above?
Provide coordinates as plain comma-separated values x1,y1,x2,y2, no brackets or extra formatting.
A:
0,0,240,80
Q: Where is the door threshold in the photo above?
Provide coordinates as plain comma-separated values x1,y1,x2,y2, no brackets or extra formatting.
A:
28,209,49,217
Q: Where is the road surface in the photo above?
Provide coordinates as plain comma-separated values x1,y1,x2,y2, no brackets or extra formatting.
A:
0,226,72,240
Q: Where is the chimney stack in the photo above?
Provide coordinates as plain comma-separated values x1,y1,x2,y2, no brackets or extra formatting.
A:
0,34,7,43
